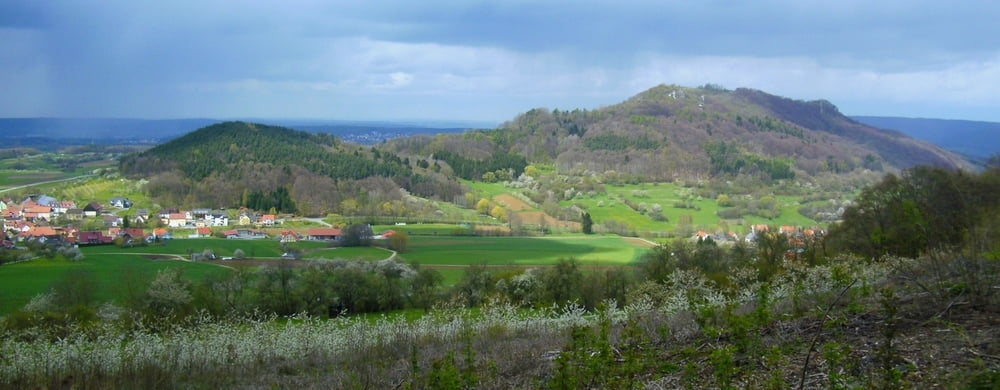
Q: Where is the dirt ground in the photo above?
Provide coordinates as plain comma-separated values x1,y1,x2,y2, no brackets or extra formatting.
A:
492,194,534,211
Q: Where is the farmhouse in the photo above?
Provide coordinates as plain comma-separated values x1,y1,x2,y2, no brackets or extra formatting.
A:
22,205,52,222
166,213,188,227
83,202,103,217
224,229,267,240
152,228,170,239
279,230,301,243
103,215,123,227
122,228,145,238
5,219,30,233
19,226,60,241
238,212,257,226
2,205,20,220
54,201,76,214
78,231,112,245
307,228,342,241
191,208,212,218
64,208,84,220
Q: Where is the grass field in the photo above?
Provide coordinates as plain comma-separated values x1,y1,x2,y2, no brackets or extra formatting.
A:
373,223,478,236
0,255,229,315
1,235,650,314
80,239,326,259
0,170,69,188
0,153,116,192
304,246,392,261
398,235,652,286
399,235,650,266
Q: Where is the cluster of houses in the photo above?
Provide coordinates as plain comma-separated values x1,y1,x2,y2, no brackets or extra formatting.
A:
2,195,81,248
693,224,824,247
0,194,392,249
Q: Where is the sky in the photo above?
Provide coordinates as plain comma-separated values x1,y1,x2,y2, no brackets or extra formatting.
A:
2,1,999,124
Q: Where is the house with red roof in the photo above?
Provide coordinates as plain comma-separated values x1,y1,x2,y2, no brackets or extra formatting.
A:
279,230,301,243
23,205,53,222
2,205,22,220
0,230,12,249
78,231,112,245
307,228,342,241
167,213,188,227
19,226,59,241
224,229,267,239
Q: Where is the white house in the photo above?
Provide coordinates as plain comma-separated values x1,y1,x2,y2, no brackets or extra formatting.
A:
209,213,229,227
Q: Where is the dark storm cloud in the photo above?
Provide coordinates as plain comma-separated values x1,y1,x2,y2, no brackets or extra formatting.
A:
1,0,998,121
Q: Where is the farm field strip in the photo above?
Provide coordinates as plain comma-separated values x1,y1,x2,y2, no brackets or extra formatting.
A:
400,235,647,266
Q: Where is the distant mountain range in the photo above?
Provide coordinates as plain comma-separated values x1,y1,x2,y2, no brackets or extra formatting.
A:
852,116,1000,159
0,118,486,148
2,99,997,168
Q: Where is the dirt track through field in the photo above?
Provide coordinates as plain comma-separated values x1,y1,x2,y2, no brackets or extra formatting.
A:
623,237,659,248
492,194,533,211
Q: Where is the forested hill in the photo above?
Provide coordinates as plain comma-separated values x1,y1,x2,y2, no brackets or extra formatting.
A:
118,121,465,216
385,84,973,181
120,121,406,180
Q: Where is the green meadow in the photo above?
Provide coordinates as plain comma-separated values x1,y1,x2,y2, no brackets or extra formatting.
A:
399,235,649,266
373,223,478,236
305,246,392,261
0,170,69,189
79,238,326,258
0,255,229,315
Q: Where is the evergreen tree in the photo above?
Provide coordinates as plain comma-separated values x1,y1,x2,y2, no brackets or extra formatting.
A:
581,212,593,234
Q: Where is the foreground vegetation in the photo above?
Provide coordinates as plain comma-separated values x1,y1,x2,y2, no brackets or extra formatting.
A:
2,251,996,389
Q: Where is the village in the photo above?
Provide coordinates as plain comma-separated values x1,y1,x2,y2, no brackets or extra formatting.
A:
0,194,389,251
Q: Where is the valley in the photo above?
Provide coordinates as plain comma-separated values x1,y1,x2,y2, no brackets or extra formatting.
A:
1,85,998,388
